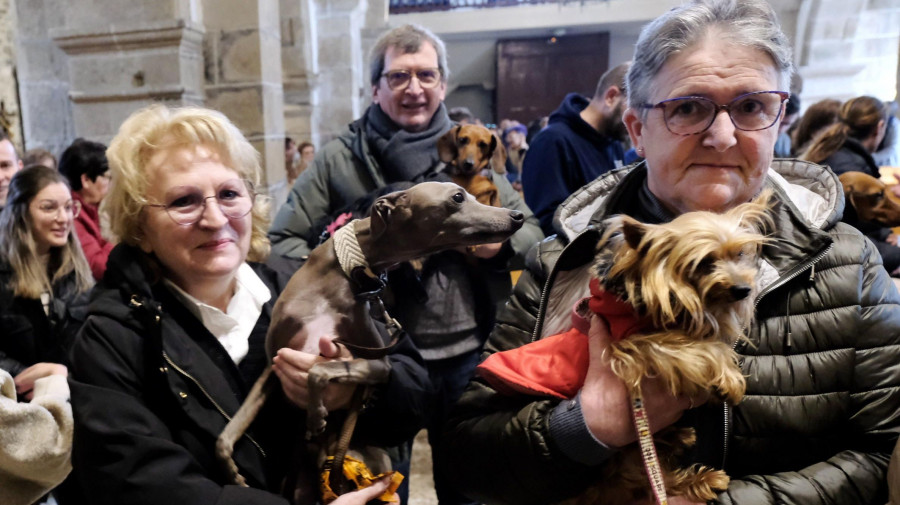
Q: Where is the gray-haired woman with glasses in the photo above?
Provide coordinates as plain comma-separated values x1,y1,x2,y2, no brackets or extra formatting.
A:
67,105,430,505
443,0,900,504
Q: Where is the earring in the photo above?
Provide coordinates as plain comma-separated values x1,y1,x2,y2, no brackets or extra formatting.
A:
636,146,644,156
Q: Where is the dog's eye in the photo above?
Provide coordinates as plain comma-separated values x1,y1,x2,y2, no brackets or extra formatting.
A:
452,192,465,203
478,141,488,149
459,137,469,145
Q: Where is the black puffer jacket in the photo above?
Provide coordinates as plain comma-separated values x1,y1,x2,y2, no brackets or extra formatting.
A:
442,160,900,505
69,244,432,505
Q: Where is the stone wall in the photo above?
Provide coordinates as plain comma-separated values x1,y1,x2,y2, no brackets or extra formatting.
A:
0,0,22,151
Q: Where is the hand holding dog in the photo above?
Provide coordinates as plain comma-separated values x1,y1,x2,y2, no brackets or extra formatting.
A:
272,337,355,411
580,315,695,448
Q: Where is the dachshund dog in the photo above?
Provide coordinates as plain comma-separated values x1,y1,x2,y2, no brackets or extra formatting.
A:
838,171,900,226
438,124,507,207
217,182,525,504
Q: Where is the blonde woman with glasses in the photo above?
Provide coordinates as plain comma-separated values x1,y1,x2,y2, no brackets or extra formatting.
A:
67,105,429,505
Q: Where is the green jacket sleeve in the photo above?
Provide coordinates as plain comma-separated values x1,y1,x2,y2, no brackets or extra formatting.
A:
491,172,544,270
268,155,334,260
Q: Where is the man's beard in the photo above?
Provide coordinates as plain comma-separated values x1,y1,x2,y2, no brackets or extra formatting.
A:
602,101,629,143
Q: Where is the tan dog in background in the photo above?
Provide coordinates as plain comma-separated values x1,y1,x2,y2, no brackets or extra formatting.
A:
838,171,900,226
438,124,506,207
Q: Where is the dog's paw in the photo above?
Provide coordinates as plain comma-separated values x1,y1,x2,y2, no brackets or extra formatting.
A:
668,466,729,502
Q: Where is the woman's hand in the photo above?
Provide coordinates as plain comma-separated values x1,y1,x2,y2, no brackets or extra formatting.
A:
330,476,393,505
15,362,67,400
272,337,355,411
579,315,695,447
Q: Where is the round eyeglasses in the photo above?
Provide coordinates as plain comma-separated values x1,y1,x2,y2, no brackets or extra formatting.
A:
640,91,790,136
145,179,255,226
381,68,443,90
36,199,81,219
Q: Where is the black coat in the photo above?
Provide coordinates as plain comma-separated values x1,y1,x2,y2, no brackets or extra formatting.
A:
0,261,88,377
69,244,432,505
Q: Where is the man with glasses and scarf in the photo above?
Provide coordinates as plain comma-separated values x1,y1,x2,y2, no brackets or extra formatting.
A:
268,23,542,505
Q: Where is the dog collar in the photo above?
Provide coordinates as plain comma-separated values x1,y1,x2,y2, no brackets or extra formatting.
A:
588,278,650,341
333,220,379,281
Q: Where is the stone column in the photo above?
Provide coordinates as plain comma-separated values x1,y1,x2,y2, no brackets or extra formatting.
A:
49,1,204,146
203,0,285,192
14,0,73,155
281,0,319,148
313,0,380,143
0,0,23,151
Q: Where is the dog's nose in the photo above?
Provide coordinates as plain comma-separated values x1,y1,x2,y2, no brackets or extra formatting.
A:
509,210,524,222
461,160,475,171
729,286,752,301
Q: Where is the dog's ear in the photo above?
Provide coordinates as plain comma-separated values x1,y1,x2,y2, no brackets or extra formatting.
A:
370,195,396,239
490,133,507,174
437,126,460,163
620,216,646,250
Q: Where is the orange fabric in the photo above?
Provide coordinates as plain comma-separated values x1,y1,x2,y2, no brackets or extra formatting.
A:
477,283,648,399
477,328,589,399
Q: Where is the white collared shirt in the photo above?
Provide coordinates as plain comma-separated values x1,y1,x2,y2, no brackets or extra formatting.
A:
165,263,272,364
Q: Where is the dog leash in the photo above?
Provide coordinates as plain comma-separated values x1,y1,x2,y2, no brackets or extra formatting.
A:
632,388,668,505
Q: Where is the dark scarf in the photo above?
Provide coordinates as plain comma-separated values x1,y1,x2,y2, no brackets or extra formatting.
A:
365,102,452,183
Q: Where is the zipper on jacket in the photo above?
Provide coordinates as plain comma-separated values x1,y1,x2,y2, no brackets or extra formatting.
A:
530,243,568,343
162,351,267,458
722,242,833,469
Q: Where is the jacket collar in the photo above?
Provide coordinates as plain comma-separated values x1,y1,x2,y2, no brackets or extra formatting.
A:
552,159,838,294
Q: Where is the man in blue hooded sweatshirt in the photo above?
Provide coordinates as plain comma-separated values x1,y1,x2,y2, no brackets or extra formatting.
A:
522,62,629,235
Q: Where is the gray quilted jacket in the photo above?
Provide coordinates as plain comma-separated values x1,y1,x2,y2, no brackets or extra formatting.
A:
442,159,900,505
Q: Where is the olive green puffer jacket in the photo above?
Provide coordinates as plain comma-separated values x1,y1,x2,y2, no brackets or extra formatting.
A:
442,160,900,505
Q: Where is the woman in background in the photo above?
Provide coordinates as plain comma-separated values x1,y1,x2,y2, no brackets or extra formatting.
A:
58,138,114,280
0,165,92,398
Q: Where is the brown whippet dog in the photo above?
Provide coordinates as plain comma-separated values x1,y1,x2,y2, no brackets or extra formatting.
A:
217,181,524,503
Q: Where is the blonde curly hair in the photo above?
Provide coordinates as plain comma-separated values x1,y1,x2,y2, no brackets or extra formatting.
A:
103,105,271,262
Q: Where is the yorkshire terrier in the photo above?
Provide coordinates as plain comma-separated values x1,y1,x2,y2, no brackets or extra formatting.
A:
477,191,772,504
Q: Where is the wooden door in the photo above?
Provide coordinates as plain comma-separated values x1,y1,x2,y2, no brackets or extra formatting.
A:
496,33,609,124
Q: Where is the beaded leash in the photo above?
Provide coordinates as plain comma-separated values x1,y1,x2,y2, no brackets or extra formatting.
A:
632,388,668,505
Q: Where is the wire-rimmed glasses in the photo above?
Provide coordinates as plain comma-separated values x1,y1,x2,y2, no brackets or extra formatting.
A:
640,91,790,136
145,178,255,226
381,68,443,90
36,199,81,219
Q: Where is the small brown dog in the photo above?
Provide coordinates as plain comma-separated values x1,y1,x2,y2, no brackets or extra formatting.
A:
478,192,772,504
438,124,506,207
838,171,900,226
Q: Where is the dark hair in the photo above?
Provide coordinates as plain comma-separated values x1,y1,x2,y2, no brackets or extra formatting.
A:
791,98,841,155
298,140,314,153
448,107,475,123
784,93,801,117
23,148,56,169
594,62,631,99
0,166,93,297
58,138,109,191
285,137,295,149
801,96,886,164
